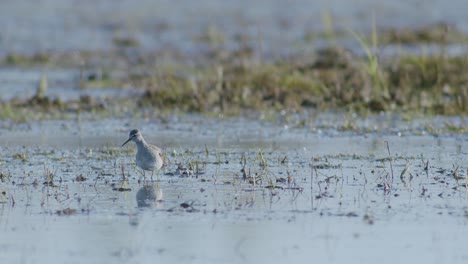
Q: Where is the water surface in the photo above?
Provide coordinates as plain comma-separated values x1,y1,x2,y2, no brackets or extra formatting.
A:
0,116,466,263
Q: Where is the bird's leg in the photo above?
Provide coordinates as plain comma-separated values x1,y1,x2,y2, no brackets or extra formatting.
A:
150,170,154,181
136,167,145,177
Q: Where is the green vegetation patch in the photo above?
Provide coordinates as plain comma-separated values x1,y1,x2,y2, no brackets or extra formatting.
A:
4,52,50,66
1,23,467,116
135,47,467,115
378,23,468,44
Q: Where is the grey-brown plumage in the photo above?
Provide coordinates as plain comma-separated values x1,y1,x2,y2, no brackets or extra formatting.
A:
122,129,163,177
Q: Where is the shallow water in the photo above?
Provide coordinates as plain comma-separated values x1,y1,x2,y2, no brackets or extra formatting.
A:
0,68,140,101
0,116,466,263
1,0,467,57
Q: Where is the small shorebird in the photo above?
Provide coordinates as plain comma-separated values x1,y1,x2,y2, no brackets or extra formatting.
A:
122,129,163,179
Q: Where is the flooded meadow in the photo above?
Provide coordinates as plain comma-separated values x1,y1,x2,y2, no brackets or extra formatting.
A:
1,0,468,263
0,115,467,263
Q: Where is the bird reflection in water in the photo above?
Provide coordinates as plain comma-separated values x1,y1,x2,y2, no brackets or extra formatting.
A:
136,183,163,208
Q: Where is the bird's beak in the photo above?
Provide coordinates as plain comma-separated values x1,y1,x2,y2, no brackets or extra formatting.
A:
121,136,133,147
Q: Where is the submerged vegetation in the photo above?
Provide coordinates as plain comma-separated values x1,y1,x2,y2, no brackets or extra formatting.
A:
0,23,467,117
